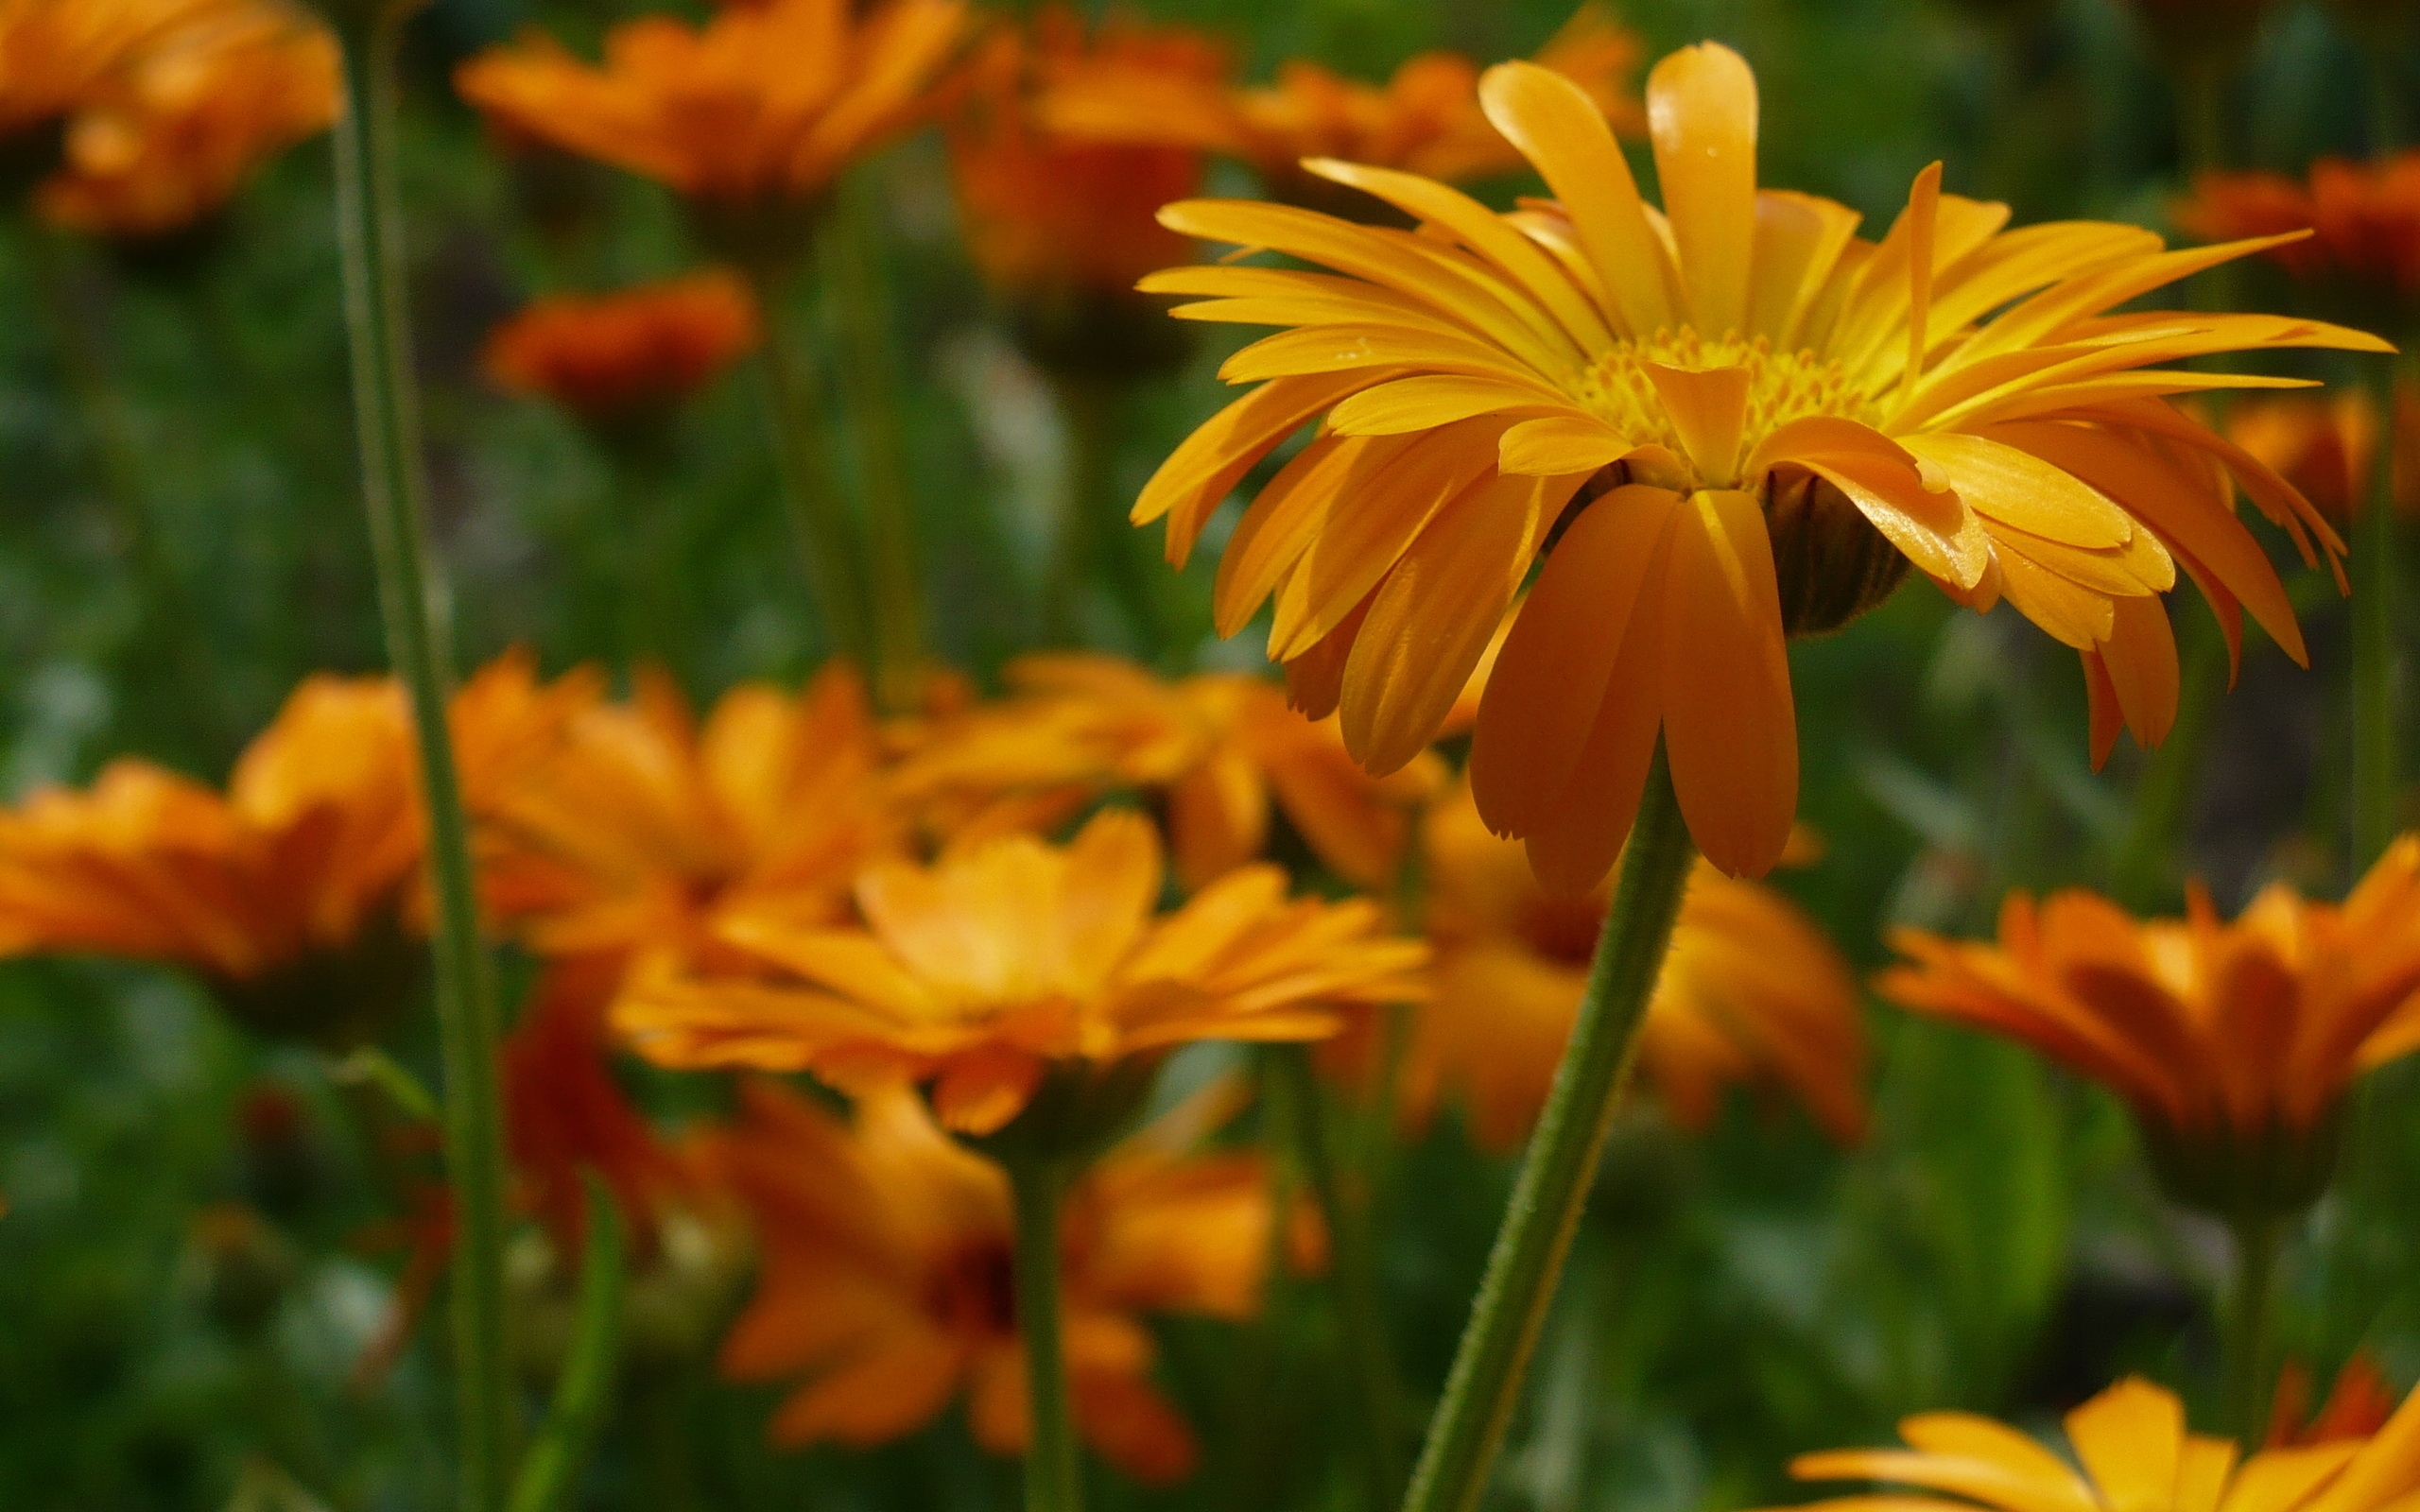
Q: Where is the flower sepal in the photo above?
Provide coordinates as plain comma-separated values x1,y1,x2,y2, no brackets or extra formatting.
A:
208,912,425,1052
967,1054,1166,1172
2138,1107,2346,1222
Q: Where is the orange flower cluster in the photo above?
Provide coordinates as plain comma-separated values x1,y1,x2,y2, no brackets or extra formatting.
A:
2178,155,2420,301
2227,385,2420,524
484,270,762,433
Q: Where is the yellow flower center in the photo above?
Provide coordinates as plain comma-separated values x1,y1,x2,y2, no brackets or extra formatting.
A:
1575,330,1881,490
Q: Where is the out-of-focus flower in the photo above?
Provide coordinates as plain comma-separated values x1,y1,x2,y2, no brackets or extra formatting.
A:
706,1077,1287,1482
891,653,1443,891
478,663,900,968
2177,156,2420,304
1777,1374,2420,1512
0,0,233,147
2272,1355,2401,1446
454,0,967,260
1876,838,2420,1216
34,2,335,238
1138,42,2380,888
0,653,572,1045
2226,384,2420,525
615,808,1426,1136
1401,781,1863,1151
943,8,1220,377
482,270,761,435
1044,4,1641,208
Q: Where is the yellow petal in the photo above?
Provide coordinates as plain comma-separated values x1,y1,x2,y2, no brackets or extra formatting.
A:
1647,43,1759,337
1500,414,1632,474
1644,361,1751,485
2063,1378,2182,1512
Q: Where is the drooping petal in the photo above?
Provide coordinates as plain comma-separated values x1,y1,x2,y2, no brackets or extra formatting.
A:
1658,489,1796,877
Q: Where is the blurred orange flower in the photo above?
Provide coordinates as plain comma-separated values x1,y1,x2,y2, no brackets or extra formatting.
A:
483,270,761,432
614,808,1425,1135
1877,838,2420,1213
35,2,335,237
2177,155,2420,301
1043,3,1641,206
706,1077,1285,1482
478,662,901,966
2226,384,2420,525
1779,1374,2420,1512
1403,781,1865,1150
2272,1354,2402,1447
891,653,1443,891
453,0,967,224
0,0,236,142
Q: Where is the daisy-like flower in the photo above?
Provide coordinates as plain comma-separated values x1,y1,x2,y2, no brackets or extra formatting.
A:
2228,386,2419,526
614,808,1425,1136
0,652,569,1045
1776,1375,2420,1512
1402,780,1864,1150
890,652,1443,891
943,7,1223,377
1136,42,2388,885
0,0,233,146
1876,838,2420,1215
477,663,900,968
1042,4,1641,210
33,0,334,239
707,1077,1290,1482
454,0,967,259
2177,155,2420,305
482,270,761,435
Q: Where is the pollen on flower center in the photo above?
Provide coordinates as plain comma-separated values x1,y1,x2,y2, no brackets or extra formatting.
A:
1575,330,1883,487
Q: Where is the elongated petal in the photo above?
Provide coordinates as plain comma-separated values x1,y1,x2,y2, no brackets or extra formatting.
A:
1648,43,1759,337
1659,490,1796,877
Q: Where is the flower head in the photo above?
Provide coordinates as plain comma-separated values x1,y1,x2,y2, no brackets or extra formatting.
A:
454,0,966,240
1137,42,2386,885
1778,1375,2420,1512
1043,4,1641,207
483,270,761,434
33,1,335,238
2226,384,2420,526
706,1076,1288,1481
0,0,235,146
1876,839,2420,1215
891,652,1442,891
1403,780,1864,1150
614,808,1425,1136
2177,156,2420,307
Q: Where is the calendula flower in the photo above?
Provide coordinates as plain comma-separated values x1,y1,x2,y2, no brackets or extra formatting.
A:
892,653,1442,890
1403,781,1864,1150
1138,42,2386,885
615,808,1425,1136
482,270,762,434
706,1077,1286,1482
454,0,967,257
34,1,335,238
2228,385,2420,525
2272,1355,2401,1447
2177,156,2420,303
1043,4,1641,208
478,663,900,967
0,0,233,146
1876,838,2420,1215
1778,1374,2420,1512
943,8,1220,375
0,654,568,1044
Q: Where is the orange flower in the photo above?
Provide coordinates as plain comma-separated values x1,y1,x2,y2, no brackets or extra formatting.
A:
706,1076,1285,1481
477,663,900,967
482,270,761,431
453,0,967,232
1043,4,1641,206
1876,838,2420,1214
2272,1355,2402,1447
0,651,574,1043
891,652,1443,891
34,2,335,237
1777,1374,2420,1512
0,0,235,142
2177,155,2420,301
1403,781,1865,1150
2226,383,2420,525
614,808,1426,1135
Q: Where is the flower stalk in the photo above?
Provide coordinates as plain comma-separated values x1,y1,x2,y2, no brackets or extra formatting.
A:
1399,748,1697,1512
744,265,874,674
1008,1154,1083,1512
2222,1212,2284,1443
1046,376,1157,649
327,15,514,1511
2352,357,2403,870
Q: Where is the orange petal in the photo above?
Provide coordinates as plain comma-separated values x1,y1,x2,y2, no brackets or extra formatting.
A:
1646,43,1759,337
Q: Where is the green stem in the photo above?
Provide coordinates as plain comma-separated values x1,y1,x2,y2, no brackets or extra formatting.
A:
1009,1156,1082,1512
2114,619,2229,910
2353,360,2402,870
743,266,872,672
2223,1213,2283,1444
509,1173,627,1512
328,21,514,1512
1398,749,1696,1512
1270,1044,1406,1508
1046,376,1157,650
822,177,925,708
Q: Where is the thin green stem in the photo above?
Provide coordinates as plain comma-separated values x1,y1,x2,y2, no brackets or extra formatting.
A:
743,266,871,671
2114,618,2228,910
2223,1214,2283,1444
1398,749,1696,1512
2352,359,2402,870
1010,1156,1082,1512
1270,1044,1406,1509
822,178,925,708
328,21,513,1512
1046,376,1157,650
509,1173,627,1512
